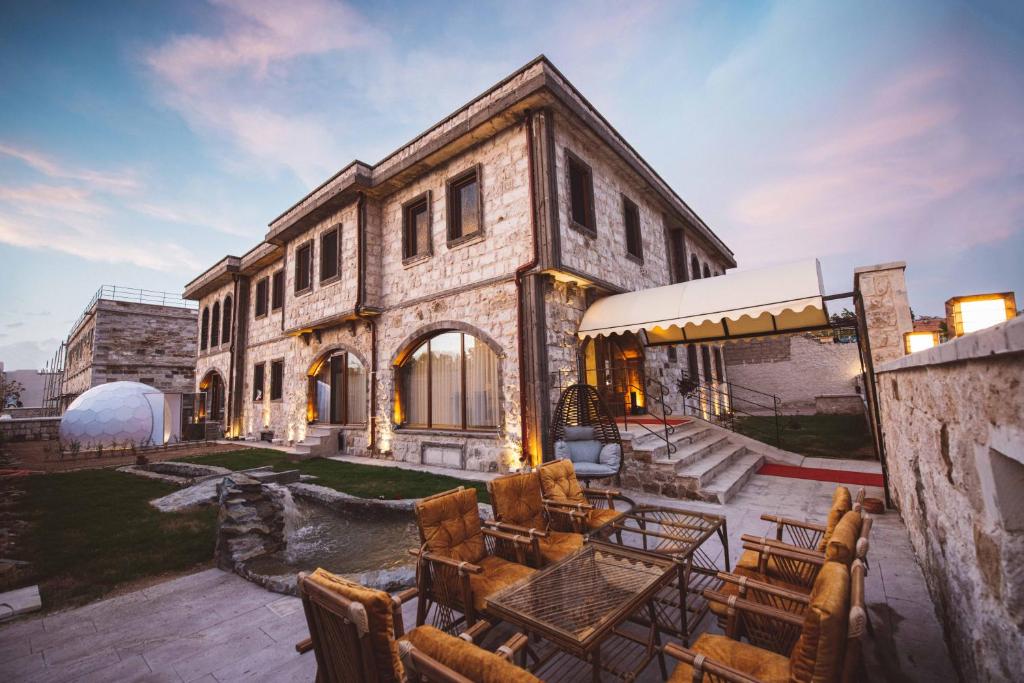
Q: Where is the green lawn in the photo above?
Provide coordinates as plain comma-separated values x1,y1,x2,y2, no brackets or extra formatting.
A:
15,469,217,608
183,448,491,503
733,414,874,460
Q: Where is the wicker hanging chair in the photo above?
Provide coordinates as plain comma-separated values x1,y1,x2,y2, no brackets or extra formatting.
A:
550,383,624,483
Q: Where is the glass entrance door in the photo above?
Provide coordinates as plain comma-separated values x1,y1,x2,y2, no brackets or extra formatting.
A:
582,333,646,417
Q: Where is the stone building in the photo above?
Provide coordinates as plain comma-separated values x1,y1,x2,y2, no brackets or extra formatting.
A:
183,57,735,472
57,286,199,410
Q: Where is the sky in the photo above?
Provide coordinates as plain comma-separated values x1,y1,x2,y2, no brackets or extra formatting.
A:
1,0,1022,369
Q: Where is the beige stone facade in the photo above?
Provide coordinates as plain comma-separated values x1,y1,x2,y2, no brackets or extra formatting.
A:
184,57,735,472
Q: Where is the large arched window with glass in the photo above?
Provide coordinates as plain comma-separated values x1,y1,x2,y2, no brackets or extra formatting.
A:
398,331,499,430
310,350,367,425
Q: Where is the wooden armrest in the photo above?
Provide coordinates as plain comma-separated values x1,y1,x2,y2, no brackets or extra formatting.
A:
407,648,476,683
295,637,313,654
583,485,621,498
760,514,827,533
663,643,762,683
393,587,418,605
740,534,826,558
495,632,529,660
481,527,536,547
484,520,549,538
407,548,484,574
717,572,811,605
704,590,805,628
741,541,826,566
543,497,593,511
460,619,493,643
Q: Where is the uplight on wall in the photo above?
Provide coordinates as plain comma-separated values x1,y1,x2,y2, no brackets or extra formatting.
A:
904,331,939,354
945,293,1017,337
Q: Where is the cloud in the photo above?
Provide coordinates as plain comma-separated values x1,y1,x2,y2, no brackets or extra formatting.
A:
0,337,61,371
0,143,141,194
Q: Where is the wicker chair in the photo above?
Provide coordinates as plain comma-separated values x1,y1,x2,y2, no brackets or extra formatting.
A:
665,560,866,683
537,458,634,533
296,569,536,683
485,471,585,567
550,383,624,484
411,487,536,633
755,486,865,553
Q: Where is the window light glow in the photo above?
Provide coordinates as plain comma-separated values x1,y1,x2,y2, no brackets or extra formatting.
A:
946,293,1016,337
904,331,939,354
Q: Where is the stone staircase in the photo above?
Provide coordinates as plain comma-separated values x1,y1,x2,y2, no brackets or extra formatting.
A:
287,425,345,459
621,418,765,504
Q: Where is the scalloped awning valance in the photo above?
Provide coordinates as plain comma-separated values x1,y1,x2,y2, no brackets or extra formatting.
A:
577,259,830,344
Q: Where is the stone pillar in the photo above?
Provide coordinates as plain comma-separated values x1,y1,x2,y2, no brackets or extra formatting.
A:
853,262,913,367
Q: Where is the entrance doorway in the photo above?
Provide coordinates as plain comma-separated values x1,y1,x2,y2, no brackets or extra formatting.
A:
581,332,646,417
199,371,225,423
308,350,368,425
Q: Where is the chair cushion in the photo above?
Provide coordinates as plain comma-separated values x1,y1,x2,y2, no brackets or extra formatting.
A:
790,561,850,683
572,461,618,477
598,443,622,470
471,555,535,612
669,633,790,682
538,459,586,504
825,511,861,565
564,425,596,441
817,486,852,552
404,625,540,683
306,568,403,682
490,472,545,530
554,440,571,461
538,531,584,564
416,488,486,564
586,507,621,531
567,439,603,464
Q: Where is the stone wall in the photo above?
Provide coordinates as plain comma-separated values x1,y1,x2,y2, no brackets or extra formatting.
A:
725,333,863,413
0,417,61,442
876,316,1024,682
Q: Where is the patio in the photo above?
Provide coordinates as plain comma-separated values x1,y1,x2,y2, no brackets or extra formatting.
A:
0,467,955,682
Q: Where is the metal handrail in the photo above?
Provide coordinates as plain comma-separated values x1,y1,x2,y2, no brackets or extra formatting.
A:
66,285,198,339
679,374,782,448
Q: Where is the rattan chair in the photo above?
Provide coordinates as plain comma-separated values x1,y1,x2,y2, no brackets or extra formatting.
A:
537,458,633,533
296,570,536,683
411,487,536,633
665,560,866,683
485,470,585,567
755,486,865,553
550,383,624,484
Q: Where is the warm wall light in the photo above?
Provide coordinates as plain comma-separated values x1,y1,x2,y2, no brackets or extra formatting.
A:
904,331,939,354
945,293,1017,337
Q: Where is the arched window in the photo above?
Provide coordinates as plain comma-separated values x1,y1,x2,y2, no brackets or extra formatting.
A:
701,345,713,383
310,350,367,425
690,255,701,280
210,302,221,347
398,331,499,430
222,296,233,345
200,308,209,351
702,263,711,279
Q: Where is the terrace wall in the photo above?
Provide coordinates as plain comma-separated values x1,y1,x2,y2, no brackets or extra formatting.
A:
876,315,1024,682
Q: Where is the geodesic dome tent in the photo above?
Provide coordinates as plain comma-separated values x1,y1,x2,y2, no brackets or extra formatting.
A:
59,381,170,449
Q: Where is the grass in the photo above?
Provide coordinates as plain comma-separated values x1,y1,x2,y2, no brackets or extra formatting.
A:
733,414,874,460
183,448,491,503
14,469,217,608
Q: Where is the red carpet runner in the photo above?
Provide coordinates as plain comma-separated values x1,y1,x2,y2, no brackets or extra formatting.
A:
757,463,884,487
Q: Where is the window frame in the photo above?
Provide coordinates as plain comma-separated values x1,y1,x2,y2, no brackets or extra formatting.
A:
294,240,314,296
254,277,269,318
622,194,643,263
690,255,702,281
565,148,596,237
445,165,484,247
402,191,433,263
210,301,221,348
252,362,265,402
222,295,233,344
703,263,712,279
269,358,284,401
271,270,284,311
199,307,209,351
319,225,341,285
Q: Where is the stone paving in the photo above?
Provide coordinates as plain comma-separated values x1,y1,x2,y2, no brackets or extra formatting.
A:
0,471,957,682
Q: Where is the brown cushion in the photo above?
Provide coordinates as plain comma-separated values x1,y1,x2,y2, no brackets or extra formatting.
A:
306,568,402,682
404,625,540,683
790,561,850,683
538,531,584,564
586,507,621,530
817,486,852,552
416,488,486,564
824,511,861,565
491,472,546,529
538,459,586,504
669,633,790,682
709,566,810,617
470,555,535,612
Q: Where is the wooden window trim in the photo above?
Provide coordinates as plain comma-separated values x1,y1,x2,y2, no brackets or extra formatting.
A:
254,278,269,319
252,362,265,402
319,225,341,285
294,240,314,296
445,165,484,248
565,148,596,238
269,358,285,402
622,194,643,263
270,270,284,311
402,191,433,264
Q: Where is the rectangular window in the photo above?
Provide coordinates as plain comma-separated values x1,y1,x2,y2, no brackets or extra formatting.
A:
253,363,265,401
669,230,687,283
320,226,339,282
254,278,269,318
447,167,481,243
402,193,431,260
271,270,284,310
295,241,312,294
567,150,595,235
270,359,284,400
623,196,643,260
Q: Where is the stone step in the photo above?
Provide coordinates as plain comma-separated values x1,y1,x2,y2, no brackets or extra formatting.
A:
675,443,748,491
632,427,715,461
698,453,765,504
307,426,334,438
652,433,729,469
626,422,706,446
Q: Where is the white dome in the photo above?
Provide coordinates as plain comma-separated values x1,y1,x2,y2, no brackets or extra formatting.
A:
60,381,162,448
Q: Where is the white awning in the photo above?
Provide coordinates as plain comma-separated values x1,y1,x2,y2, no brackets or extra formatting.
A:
577,259,830,344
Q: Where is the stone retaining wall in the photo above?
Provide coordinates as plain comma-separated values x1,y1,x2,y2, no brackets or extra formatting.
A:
0,417,61,442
